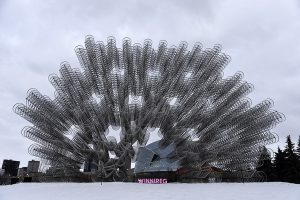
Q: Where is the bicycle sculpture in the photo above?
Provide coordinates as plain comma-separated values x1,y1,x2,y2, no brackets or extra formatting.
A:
14,36,284,181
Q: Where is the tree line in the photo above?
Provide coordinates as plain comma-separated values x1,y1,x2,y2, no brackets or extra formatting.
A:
257,135,300,183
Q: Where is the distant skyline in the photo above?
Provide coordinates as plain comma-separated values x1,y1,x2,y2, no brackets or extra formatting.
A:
1,0,300,167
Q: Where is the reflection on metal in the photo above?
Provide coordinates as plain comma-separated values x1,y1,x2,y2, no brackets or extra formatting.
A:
14,36,284,181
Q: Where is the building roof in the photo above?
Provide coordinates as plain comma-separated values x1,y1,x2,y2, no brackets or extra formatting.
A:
134,140,181,173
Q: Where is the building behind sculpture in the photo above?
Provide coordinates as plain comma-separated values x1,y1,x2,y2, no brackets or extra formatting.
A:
1,159,20,176
0,169,5,176
27,160,40,173
135,140,180,174
84,159,98,172
18,167,28,176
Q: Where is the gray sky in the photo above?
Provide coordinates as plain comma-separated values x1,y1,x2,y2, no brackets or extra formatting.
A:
0,0,300,167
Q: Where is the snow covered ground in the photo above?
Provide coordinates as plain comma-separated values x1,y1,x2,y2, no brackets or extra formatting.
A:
0,182,299,200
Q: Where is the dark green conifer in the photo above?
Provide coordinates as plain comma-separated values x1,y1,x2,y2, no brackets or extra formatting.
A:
256,146,273,181
282,135,298,183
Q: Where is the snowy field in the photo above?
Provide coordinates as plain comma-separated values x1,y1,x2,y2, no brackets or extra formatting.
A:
0,182,299,200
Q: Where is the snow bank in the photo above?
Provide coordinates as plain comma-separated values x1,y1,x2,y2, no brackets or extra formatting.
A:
0,182,299,200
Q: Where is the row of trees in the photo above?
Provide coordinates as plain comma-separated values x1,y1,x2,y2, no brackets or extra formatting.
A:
257,135,300,183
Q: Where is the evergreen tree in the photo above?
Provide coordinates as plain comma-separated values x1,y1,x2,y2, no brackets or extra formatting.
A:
274,147,285,181
296,135,300,158
296,135,300,183
284,135,296,158
256,146,273,181
282,135,299,183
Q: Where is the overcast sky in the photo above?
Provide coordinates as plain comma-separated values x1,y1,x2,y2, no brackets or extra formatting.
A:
1,0,300,167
